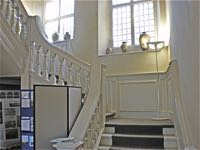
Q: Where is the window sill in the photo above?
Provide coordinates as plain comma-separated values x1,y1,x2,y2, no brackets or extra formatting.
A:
98,45,158,57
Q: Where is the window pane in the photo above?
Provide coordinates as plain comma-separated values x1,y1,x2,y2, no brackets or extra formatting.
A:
133,1,155,45
60,16,74,40
45,1,59,20
112,6,131,47
61,0,74,16
45,21,59,42
112,0,130,6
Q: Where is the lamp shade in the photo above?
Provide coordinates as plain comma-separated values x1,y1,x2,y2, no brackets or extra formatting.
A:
139,32,150,51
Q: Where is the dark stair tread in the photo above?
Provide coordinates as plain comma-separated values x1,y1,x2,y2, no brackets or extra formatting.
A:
105,124,174,135
112,136,164,149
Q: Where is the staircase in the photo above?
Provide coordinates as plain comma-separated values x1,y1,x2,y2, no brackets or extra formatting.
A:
99,118,178,150
0,0,194,150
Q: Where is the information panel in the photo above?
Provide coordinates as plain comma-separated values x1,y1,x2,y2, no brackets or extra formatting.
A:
21,90,34,150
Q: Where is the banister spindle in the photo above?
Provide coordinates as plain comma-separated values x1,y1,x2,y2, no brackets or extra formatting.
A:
9,0,15,29
0,0,5,10
42,49,49,81
15,6,20,34
67,62,73,85
58,57,64,85
84,71,90,97
5,0,10,20
76,66,81,86
50,53,57,84
20,14,27,40
30,41,35,72
35,45,41,76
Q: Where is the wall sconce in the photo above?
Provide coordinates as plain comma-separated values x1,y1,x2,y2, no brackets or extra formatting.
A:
139,32,150,51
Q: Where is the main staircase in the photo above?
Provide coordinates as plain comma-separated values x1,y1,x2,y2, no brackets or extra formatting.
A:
0,0,194,150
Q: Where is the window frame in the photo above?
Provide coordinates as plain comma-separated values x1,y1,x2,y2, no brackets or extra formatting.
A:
111,0,159,48
44,0,74,41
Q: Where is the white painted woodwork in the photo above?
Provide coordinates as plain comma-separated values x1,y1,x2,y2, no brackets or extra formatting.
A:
119,80,157,112
104,61,193,149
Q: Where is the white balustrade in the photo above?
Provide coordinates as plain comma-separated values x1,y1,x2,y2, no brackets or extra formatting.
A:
0,0,4,10
58,57,64,85
50,53,57,84
1,0,28,44
34,44,42,76
5,0,10,20
42,48,49,81
81,97,104,149
9,0,15,29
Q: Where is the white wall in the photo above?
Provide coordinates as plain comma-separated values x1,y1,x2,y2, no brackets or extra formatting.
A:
21,0,45,22
169,0,199,148
73,0,169,74
0,47,21,76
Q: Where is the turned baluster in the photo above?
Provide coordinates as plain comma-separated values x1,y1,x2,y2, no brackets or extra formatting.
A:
9,0,15,29
58,57,64,85
84,71,90,97
20,14,27,40
35,45,41,76
0,0,4,10
30,41,35,72
83,137,88,149
67,62,73,85
50,53,57,84
42,49,49,81
87,127,94,149
5,0,10,20
15,6,20,34
94,108,100,134
100,100,104,128
76,66,81,86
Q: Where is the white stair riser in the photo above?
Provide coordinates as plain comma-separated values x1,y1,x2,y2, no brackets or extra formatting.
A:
164,136,177,149
98,146,110,150
104,127,115,134
100,136,112,146
163,128,175,135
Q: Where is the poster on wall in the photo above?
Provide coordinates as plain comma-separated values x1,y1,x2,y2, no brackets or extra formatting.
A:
0,102,2,124
21,90,34,150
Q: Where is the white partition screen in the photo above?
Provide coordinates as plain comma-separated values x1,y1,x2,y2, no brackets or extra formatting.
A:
34,85,82,150
34,86,68,150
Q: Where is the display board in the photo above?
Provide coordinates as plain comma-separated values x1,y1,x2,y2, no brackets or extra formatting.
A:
34,85,82,150
0,90,20,149
21,90,34,150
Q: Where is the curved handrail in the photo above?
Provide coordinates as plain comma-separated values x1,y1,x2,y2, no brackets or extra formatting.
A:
69,62,105,149
29,16,91,71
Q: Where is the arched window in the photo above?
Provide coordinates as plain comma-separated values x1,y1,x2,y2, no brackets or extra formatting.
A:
44,0,74,42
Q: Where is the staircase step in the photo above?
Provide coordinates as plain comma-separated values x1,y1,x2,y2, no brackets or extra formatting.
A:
99,118,177,150
100,133,164,149
102,133,163,138
163,128,175,135
105,124,173,135
112,136,164,149
99,145,165,150
104,127,115,134
164,136,177,149
106,112,116,121
106,118,173,126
